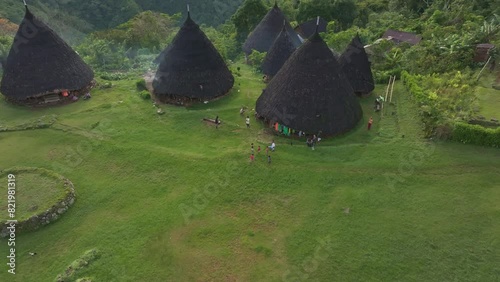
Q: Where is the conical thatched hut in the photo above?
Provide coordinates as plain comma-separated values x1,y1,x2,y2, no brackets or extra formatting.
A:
256,30,363,136
0,5,94,105
153,10,234,104
243,3,301,57
339,35,374,96
295,17,327,39
261,24,297,78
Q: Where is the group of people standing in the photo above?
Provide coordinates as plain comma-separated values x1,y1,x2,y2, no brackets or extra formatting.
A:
250,141,274,163
306,134,320,150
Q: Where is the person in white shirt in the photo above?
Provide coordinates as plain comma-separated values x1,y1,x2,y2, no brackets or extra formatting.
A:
269,140,276,151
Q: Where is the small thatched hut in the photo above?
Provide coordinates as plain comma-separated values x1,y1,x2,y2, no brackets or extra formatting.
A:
339,35,375,96
261,24,297,78
243,3,301,58
382,29,422,45
153,10,234,104
256,28,363,136
0,5,94,105
474,43,495,62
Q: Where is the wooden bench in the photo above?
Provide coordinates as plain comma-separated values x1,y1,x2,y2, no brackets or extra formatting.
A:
43,94,60,103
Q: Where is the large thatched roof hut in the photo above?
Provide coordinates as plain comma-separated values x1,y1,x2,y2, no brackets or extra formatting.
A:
242,3,301,56
256,28,362,136
339,35,375,96
0,5,94,105
261,24,297,78
153,10,234,104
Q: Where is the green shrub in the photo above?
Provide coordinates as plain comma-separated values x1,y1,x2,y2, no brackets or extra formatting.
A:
136,79,147,91
139,90,151,100
99,72,128,81
98,82,113,89
55,249,100,282
248,50,266,70
452,123,500,147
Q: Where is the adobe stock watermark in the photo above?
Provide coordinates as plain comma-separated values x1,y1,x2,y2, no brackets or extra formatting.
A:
51,118,116,175
384,141,436,191
212,0,227,17
282,235,333,281
340,38,363,64
275,105,297,126
178,158,240,224
13,0,86,54
6,174,17,275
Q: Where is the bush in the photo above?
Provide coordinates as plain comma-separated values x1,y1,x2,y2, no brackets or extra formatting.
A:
136,79,147,91
452,123,500,147
98,82,113,89
401,71,427,102
139,90,151,100
248,50,266,70
99,73,128,81
55,249,100,282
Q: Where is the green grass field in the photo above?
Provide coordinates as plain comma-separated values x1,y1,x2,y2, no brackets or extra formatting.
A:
476,72,500,120
0,63,499,281
0,169,67,222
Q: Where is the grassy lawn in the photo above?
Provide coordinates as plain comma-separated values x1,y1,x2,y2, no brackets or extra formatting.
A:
476,72,500,120
0,169,66,222
0,63,499,281
476,87,500,120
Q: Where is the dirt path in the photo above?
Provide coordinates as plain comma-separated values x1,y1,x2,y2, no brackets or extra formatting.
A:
143,71,155,92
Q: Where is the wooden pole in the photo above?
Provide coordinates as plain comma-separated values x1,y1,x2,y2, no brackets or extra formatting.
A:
384,76,391,102
382,76,392,118
389,76,396,102
476,56,492,81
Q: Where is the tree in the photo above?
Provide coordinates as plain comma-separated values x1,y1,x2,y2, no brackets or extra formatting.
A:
202,24,239,62
76,36,132,72
231,0,268,42
297,0,357,31
92,11,180,52
248,49,266,70
0,35,13,71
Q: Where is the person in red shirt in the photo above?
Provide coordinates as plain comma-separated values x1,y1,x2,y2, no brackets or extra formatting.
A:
368,117,373,130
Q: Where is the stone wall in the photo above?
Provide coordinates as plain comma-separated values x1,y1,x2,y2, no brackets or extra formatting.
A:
1,178,76,238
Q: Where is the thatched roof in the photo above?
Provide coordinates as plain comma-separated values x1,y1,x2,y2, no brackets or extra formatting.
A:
153,12,234,101
261,25,297,77
474,43,495,62
295,17,327,39
382,29,421,45
243,3,301,55
0,6,94,100
256,32,363,136
339,35,374,95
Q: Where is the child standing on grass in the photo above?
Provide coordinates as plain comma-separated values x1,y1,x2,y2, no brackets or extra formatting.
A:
268,155,271,164
246,116,250,128
251,143,254,154
250,153,255,162
368,117,373,130
257,146,261,153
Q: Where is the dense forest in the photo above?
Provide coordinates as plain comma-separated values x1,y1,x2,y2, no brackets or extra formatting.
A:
0,0,246,29
1,0,498,67
0,0,498,74
1,0,497,141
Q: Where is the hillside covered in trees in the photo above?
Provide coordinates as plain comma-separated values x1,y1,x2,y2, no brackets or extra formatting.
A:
0,0,245,30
